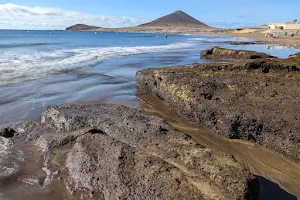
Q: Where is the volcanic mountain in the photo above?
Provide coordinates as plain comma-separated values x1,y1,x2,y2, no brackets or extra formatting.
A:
138,10,210,28
66,24,100,31
66,11,211,31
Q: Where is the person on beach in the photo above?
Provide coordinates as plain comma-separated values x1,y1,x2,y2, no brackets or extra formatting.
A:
291,31,295,37
265,33,269,38
285,31,288,36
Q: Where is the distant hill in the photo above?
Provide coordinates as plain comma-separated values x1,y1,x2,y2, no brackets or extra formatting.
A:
138,10,210,28
66,11,211,31
66,24,100,31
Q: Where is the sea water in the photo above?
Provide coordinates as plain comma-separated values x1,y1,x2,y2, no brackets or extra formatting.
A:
0,30,299,126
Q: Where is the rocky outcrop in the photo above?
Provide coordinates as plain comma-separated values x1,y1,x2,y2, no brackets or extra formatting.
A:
0,128,15,138
200,47,276,61
136,53,300,163
40,104,257,200
66,24,100,31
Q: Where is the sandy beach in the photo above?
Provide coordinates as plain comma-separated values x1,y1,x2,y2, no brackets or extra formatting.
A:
231,32,300,47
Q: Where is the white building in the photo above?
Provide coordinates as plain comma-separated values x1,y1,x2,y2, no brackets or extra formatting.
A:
269,20,300,30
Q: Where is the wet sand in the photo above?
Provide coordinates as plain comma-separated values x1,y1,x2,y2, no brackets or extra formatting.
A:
138,92,300,198
0,137,71,200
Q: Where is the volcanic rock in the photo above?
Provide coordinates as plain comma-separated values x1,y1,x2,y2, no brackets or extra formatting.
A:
0,128,15,138
200,47,276,61
136,52,300,163
39,104,258,200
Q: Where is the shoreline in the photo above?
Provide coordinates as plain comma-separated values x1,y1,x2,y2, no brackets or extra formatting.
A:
230,32,300,48
77,27,300,48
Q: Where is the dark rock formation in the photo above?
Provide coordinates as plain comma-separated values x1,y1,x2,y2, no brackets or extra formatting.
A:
136,52,300,163
138,10,211,28
66,24,100,31
0,128,15,138
200,47,276,61
39,104,257,199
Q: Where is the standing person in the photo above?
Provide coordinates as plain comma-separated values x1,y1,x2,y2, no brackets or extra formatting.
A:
265,33,269,38
285,31,288,36
297,30,300,35
291,31,295,37
165,34,168,39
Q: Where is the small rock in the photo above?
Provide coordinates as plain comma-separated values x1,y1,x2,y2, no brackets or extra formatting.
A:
0,128,15,138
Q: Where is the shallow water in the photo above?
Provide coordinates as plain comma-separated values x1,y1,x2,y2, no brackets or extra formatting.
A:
0,31,299,126
0,139,73,200
138,92,300,199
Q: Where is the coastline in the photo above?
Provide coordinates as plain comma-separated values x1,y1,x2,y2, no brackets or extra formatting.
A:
1,30,300,199
79,27,300,48
2,5,300,199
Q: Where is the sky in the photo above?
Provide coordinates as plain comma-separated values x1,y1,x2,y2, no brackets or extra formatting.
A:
0,0,299,30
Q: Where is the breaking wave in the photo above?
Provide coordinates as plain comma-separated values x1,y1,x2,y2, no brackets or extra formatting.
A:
0,42,193,85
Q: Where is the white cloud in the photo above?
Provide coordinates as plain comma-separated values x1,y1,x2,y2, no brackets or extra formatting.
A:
0,3,145,30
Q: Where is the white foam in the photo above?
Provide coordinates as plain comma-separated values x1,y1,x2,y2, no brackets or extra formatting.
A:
0,42,194,85
188,38,206,41
0,136,12,154
0,137,18,178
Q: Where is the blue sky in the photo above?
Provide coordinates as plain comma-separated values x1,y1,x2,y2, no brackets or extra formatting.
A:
0,0,299,29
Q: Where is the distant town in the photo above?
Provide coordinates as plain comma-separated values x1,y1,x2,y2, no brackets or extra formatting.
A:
269,19,300,30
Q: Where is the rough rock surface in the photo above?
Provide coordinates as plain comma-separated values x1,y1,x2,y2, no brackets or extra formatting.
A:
136,54,300,163
200,47,276,61
40,104,258,200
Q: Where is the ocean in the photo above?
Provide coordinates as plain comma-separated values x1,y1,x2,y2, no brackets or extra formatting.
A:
0,30,299,126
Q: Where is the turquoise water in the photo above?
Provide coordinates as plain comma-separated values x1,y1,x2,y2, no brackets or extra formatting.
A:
0,30,299,126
